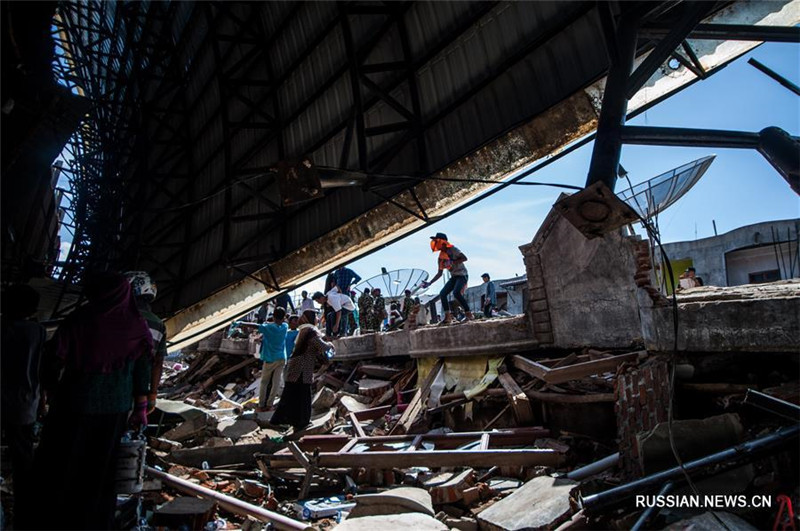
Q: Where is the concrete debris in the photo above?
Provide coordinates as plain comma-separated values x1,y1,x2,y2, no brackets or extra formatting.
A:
337,513,449,530
347,486,435,518
476,476,577,531
217,419,259,440
663,511,758,531
139,281,797,531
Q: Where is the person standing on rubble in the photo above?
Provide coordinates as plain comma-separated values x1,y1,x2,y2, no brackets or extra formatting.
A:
299,290,314,312
285,314,300,357
236,306,289,411
1,284,46,529
332,265,362,294
421,232,474,325
35,272,153,530
370,288,387,332
358,288,373,332
480,273,497,319
270,310,334,431
401,289,415,321
125,271,167,413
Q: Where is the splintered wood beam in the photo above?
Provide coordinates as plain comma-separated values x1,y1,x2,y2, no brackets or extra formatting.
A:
390,358,444,435
267,448,563,469
497,372,534,425
349,412,366,438
513,351,644,385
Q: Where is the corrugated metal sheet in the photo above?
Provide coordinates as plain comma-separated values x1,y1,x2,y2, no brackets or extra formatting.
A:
54,0,789,321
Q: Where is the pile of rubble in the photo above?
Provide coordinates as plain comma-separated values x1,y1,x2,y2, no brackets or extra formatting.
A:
137,329,799,531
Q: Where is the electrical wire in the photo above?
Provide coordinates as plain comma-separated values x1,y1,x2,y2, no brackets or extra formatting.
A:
633,208,732,531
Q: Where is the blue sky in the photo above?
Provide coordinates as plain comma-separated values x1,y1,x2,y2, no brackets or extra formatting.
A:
295,41,800,297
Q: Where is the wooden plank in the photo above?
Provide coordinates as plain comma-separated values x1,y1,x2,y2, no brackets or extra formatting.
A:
406,435,423,452
525,390,615,403
268,448,563,469
514,352,643,385
511,356,550,381
353,405,392,421
497,372,534,425
483,405,510,430
389,359,443,435
200,357,257,391
479,433,490,450
337,439,360,454
349,412,366,438
544,351,642,384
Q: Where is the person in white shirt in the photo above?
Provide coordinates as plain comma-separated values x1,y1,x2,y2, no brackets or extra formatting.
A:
299,290,315,312
312,290,355,338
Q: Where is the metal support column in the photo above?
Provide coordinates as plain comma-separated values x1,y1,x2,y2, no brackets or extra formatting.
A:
585,19,638,191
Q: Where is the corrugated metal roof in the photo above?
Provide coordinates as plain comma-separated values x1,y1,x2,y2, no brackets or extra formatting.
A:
51,0,793,325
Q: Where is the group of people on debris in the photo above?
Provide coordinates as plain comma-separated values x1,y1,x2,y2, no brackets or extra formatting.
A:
2,271,167,529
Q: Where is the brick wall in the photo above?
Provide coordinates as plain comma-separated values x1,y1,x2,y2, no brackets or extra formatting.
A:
614,358,670,479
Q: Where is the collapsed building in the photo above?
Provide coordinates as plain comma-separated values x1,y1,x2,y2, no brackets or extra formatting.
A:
2,0,799,530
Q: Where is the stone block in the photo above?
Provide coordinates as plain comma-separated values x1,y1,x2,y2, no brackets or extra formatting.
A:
347,487,435,519
217,419,259,440
476,476,577,531
312,387,337,411
337,513,448,530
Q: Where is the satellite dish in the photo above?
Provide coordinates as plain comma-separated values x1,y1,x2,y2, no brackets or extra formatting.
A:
353,269,429,300
617,155,715,219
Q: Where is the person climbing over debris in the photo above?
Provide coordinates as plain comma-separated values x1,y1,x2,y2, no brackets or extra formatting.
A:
125,271,167,413
421,232,474,325
35,272,153,530
270,310,334,431
313,289,356,338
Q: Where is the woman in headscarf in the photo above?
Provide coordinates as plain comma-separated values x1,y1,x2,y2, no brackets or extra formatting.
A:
35,271,153,530
270,310,334,431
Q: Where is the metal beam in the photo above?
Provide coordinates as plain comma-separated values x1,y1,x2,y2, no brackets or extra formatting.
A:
585,15,638,190
748,57,800,96
619,125,762,148
640,23,800,43
627,2,714,99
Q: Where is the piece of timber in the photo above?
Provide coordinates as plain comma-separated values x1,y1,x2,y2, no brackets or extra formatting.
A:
526,390,615,404
288,427,550,452
349,412,367,438
353,405,392,421
390,358,444,435
200,357,258,391
168,442,282,468
513,351,644,384
497,372,535,425
267,448,563,469
145,466,310,530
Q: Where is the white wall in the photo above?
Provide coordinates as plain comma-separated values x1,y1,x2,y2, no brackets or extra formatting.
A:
725,242,799,286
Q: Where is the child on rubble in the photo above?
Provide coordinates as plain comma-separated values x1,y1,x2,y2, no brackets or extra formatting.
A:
270,310,334,431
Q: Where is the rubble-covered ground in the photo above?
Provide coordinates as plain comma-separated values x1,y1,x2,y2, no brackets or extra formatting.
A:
89,323,800,531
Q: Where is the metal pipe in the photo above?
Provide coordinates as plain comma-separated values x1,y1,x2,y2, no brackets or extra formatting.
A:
145,466,310,530
620,125,762,148
581,424,800,514
630,482,674,531
565,452,620,481
748,58,800,96
744,389,800,422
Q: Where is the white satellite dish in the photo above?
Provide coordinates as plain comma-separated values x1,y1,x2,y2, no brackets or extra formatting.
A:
617,155,715,219
353,268,429,300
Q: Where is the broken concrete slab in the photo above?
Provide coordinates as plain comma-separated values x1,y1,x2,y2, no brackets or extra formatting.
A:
217,419,259,440
347,487,435,518
477,476,577,531
292,408,336,437
337,513,448,530
311,387,337,411
663,511,757,531
445,516,480,531
426,469,475,505
339,395,372,414
163,415,217,442
357,378,391,398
